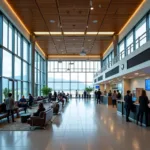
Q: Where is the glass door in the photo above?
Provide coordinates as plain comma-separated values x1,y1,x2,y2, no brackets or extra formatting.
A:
8,80,18,100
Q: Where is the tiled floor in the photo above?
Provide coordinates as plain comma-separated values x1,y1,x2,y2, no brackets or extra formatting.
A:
0,99,150,150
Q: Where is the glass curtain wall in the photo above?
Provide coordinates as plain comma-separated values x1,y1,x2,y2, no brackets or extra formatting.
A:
0,15,31,102
48,61,100,97
34,51,46,96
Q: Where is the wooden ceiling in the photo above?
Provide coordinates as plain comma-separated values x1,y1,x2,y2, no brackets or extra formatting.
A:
7,0,142,56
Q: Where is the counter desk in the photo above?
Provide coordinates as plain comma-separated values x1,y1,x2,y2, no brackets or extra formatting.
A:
101,96,112,105
117,100,150,126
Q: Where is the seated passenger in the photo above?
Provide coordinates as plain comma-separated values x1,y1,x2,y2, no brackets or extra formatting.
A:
33,103,45,116
19,95,30,113
58,95,65,106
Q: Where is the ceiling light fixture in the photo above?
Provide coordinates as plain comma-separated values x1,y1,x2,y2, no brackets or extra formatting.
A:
34,32,62,35
90,7,94,10
80,49,86,56
98,32,114,35
50,32,62,35
92,20,98,23
86,32,97,35
90,0,94,10
64,32,84,35
50,20,55,23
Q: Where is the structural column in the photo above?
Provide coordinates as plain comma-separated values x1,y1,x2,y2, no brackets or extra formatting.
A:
122,79,130,97
113,34,118,57
0,12,3,103
30,35,36,96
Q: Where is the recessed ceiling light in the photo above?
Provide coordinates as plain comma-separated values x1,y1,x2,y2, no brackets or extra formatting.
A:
73,39,75,40
93,20,98,23
99,4,102,8
135,73,139,75
90,7,94,10
50,20,55,23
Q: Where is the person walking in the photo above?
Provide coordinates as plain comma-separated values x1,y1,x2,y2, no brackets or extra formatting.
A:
137,90,149,126
112,90,117,107
28,93,33,107
117,90,121,100
94,90,97,100
5,93,15,123
76,90,78,98
54,91,57,101
48,92,52,102
124,90,133,122
108,90,112,97
97,89,102,104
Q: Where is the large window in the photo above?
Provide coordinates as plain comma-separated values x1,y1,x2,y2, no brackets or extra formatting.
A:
3,18,8,48
119,41,125,60
34,51,46,96
48,61,100,97
0,16,31,102
15,57,21,80
135,18,146,49
3,50,12,78
126,32,134,55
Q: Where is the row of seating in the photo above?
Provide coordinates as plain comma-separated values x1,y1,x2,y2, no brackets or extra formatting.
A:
0,102,25,120
27,98,68,129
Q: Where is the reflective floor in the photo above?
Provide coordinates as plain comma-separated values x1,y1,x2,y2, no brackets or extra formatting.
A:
0,99,150,150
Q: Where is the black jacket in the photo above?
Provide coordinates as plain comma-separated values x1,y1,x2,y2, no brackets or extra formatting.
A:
139,96,149,111
97,91,102,98
124,95,133,108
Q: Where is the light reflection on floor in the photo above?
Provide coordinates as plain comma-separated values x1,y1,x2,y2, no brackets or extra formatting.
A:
0,98,150,150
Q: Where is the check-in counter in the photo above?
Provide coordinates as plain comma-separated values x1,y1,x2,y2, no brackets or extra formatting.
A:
117,100,124,115
101,96,112,105
117,101,150,126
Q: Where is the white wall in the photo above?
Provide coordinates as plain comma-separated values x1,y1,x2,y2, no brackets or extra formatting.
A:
130,76,150,98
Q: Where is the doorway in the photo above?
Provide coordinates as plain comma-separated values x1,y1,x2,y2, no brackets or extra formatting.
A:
8,79,18,100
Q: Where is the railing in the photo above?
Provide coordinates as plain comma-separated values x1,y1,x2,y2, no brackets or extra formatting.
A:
94,30,148,78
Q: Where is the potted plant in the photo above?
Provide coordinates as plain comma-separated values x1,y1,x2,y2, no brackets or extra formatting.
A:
85,86,94,98
3,88,10,100
41,86,52,97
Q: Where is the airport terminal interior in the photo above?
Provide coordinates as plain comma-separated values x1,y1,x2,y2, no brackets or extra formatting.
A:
0,0,150,149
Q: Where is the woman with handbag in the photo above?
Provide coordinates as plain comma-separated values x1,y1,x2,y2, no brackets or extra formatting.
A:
137,90,149,126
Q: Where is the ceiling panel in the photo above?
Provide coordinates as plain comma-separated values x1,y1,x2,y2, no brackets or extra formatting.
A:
7,0,143,57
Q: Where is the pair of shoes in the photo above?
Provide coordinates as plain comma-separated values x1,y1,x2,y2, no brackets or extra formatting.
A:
126,120,132,122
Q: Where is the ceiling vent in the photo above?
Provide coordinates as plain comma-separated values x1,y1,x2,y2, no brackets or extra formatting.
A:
80,50,86,56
